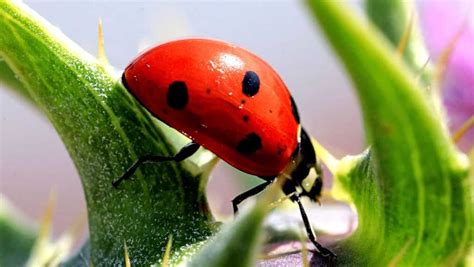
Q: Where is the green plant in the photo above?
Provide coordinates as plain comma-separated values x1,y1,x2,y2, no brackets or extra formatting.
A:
0,0,471,266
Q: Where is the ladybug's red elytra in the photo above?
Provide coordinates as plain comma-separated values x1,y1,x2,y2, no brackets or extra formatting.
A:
113,38,335,258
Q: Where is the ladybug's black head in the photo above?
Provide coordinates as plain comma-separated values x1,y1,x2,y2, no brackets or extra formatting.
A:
285,127,323,202
302,172,323,201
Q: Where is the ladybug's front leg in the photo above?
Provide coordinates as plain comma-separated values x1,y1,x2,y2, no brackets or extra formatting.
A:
112,142,200,188
294,195,336,259
283,179,336,259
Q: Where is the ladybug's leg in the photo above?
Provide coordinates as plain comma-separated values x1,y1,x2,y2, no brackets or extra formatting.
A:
282,179,335,258
112,142,200,188
295,194,336,258
232,177,275,214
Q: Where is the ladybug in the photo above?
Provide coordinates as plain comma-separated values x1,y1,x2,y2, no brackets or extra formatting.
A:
113,38,335,258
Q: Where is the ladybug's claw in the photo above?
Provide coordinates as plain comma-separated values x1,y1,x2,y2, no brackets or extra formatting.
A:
295,194,336,260
316,245,336,258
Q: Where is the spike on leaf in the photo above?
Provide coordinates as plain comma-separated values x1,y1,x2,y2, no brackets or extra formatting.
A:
161,235,173,267
26,188,56,265
453,115,474,144
396,12,414,56
97,18,108,65
123,241,131,267
434,21,467,88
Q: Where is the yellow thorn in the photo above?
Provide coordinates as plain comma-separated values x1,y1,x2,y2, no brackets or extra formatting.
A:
39,212,87,266
434,21,466,87
311,138,339,174
124,241,131,267
25,188,57,266
396,12,414,56
97,18,109,65
39,187,57,241
453,115,474,143
161,235,173,267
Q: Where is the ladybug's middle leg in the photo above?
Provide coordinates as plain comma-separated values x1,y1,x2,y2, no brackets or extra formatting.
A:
232,177,275,214
112,142,200,188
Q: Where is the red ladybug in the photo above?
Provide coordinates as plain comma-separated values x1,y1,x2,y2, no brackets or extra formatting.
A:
113,39,334,258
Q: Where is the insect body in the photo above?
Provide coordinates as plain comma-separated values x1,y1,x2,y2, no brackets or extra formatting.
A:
114,39,335,258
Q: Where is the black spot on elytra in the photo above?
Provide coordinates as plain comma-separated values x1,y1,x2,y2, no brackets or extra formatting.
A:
206,88,211,94
243,115,249,122
241,99,246,104
236,132,262,155
242,71,260,97
167,81,188,109
290,96,300,123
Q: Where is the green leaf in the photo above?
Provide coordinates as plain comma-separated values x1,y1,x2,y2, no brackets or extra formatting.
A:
365,0,432,84
306,0,472,265
0,60,31,102
0,1,216,265
186,186,273,267
0,197,37,267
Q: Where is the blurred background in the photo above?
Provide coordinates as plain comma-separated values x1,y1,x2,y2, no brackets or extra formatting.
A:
1,0,472,246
